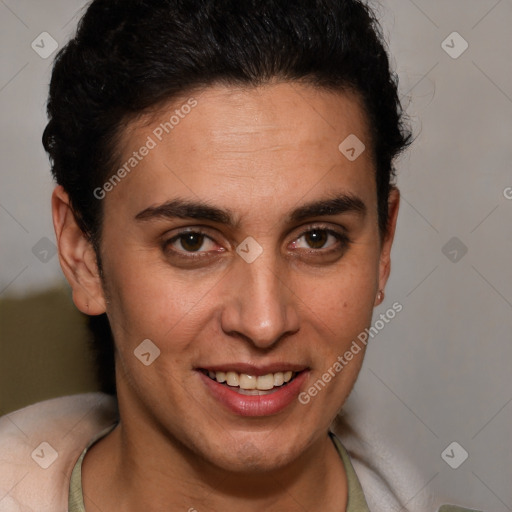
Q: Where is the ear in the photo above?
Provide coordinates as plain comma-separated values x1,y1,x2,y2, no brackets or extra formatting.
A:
375,186,400,306
52,185,106,315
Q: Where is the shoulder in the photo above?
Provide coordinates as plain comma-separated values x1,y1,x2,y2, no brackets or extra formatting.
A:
0,392,118,512
331,415,481,512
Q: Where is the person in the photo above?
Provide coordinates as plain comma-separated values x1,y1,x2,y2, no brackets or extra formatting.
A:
0,1,480,511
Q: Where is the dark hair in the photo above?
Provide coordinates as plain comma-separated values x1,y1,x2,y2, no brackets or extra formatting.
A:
43,0,411,395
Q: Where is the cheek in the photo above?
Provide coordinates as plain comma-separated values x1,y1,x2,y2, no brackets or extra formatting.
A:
103,263,205,399
298,255,379,329
296,266,376,407
292,252,379,402
102,249,222,353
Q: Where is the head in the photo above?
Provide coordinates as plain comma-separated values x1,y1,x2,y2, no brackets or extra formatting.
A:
44,0,410,473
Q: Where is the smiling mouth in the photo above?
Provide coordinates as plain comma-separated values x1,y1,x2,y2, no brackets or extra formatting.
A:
199,369,300,395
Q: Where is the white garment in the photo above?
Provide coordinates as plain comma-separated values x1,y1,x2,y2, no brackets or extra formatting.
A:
0,393,117,511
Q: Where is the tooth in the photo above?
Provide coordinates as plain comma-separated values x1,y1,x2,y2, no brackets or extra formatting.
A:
212,369,298,389
256,374,275,390
215,371,226,383
239,373,257,390
274,372,284,386
226,371,239,387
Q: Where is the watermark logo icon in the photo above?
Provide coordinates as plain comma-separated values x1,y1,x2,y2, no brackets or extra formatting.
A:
134,339,161,366
31,442,58,469
338,134,365,162
31,32,58,59
441,441,468,469
442,237,468,263
236,236,263,264
441,32,469,59
32,237,57,263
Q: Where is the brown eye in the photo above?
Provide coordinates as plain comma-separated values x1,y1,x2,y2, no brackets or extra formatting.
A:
163,229,223,262
304,229,329,249
179,232,206,252
291,226,349,253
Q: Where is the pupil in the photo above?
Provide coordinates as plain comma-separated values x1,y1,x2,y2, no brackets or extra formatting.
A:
181,233,204,252
306,229,327,249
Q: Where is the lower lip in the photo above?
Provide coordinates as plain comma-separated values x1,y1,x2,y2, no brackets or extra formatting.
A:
198,370,309,417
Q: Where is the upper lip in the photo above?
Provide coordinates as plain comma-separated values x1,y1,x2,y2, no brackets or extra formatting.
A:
197,363,308,376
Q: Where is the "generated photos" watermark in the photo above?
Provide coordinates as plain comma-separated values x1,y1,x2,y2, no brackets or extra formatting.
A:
298,301,403,405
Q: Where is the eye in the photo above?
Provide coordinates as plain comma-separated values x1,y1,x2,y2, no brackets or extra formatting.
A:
163,229,222,259
290,226,350,254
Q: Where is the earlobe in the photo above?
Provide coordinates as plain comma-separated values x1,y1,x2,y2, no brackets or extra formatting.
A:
375,186,400,304
51,185,106,315
374,289,385,306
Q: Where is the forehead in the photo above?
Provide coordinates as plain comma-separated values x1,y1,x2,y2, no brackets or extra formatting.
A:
106,82,376,223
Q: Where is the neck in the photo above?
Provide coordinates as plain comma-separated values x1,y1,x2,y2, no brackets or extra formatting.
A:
82,420,348,512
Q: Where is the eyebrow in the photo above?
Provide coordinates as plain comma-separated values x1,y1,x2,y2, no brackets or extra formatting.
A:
134,193,367,226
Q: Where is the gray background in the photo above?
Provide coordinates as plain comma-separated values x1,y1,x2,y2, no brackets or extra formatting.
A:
0,0,511,510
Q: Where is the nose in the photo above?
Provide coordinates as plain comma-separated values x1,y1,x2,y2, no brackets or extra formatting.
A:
220,249,300,350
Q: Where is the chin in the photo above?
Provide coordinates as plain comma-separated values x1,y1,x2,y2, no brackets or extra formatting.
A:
213,445,297,474
198,429,309,474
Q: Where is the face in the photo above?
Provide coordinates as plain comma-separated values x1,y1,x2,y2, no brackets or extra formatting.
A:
56,82,398,473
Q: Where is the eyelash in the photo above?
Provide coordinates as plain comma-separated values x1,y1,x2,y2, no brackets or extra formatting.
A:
162,225,351,261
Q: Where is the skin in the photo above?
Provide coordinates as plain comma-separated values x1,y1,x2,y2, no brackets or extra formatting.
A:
52,81,400,512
